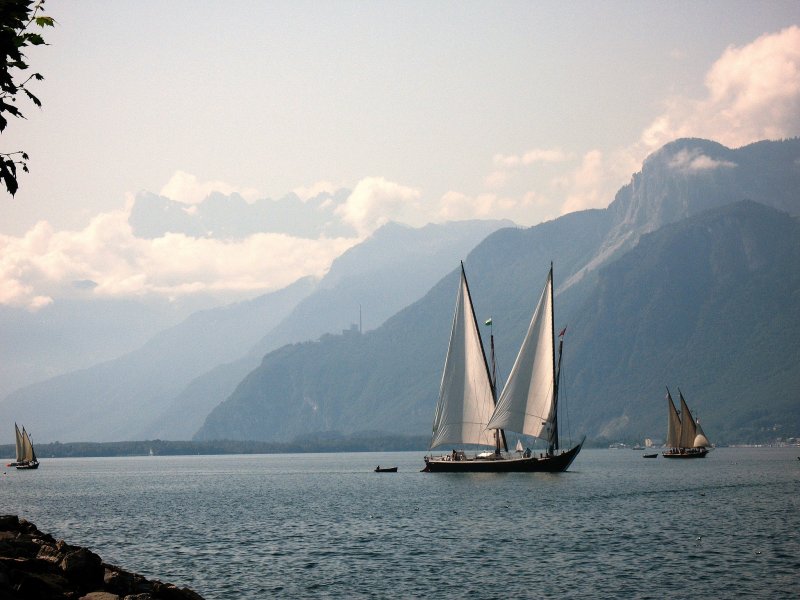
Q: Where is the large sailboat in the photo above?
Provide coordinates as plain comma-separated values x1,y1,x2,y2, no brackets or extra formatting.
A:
423,263,583,473
663,388,711,459
7,423,39,470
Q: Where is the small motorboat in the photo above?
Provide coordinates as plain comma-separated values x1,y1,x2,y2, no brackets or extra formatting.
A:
374,466,398,473
642,453,658,458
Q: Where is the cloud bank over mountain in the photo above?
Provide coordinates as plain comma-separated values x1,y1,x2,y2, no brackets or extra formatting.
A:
1,26,798,311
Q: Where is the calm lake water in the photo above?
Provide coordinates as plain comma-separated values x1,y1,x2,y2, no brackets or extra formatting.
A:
1,448,798,599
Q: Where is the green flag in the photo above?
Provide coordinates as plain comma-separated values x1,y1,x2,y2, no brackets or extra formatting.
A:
484,318,492,326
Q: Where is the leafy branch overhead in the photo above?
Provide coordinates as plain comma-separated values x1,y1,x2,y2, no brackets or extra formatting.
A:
0,0,54,196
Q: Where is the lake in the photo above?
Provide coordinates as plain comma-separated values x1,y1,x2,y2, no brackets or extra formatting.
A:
1,448,798,598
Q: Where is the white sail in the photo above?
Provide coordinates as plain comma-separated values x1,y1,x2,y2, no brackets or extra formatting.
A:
678,392,697,449
14,423,23,463
515,439,524,452
487,268,555,442
693,420,710,448
666,390,681,448
430,267,497,449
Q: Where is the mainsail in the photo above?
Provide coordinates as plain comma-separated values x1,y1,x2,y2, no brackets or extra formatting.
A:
486,267,555,444
665,389,681,448
430,265,497,449
21,427,36,463
678,390,698,448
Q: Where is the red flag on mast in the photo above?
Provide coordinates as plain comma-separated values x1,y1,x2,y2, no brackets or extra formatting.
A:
558,327,567,338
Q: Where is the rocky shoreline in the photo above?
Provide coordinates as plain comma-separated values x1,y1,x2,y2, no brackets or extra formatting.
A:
0,515,204,600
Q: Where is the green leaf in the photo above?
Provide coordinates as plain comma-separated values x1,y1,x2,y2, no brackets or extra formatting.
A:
35,16,56,28
25,33,45,46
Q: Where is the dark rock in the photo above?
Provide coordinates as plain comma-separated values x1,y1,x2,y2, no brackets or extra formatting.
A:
0,516,204,600
79,592,121,600
60,547,104,588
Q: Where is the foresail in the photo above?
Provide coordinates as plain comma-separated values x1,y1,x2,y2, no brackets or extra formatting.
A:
430,268,497,449
678,392,697,449
487,269,555,441
694,420,710,448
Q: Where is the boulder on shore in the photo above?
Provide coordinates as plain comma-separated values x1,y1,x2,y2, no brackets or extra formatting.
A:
0,515,204,600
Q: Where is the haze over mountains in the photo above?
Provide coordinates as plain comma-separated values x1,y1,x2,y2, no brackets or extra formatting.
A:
2,137,798,446
0,219,509,443
195,138,800,445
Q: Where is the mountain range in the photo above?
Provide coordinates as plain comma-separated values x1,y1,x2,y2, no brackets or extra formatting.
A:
3,137,798,446
195,138,800,445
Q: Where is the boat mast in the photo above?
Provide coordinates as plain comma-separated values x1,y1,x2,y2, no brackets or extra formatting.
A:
553,325,564,453
548,263,559,455
487,320,508,453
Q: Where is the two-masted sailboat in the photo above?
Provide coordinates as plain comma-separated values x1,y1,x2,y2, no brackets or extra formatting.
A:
663,388,711,459
7,423,39,469
423,263,583,473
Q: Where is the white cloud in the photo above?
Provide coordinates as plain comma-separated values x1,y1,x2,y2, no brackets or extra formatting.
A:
292,180,341,202
0,208,358,310
668,149,736,172
493,148,570,167
160,170,261,204
334,177,422,235
641,26,800,151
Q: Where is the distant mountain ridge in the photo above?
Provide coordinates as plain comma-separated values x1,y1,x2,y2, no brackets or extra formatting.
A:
564,138,800,291
0,277,316,443
195,138,800,445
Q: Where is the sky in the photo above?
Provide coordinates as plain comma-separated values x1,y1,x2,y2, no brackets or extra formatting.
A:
1,0,799,310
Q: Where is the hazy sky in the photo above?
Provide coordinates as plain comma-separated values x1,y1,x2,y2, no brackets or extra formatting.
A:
1,1,799,309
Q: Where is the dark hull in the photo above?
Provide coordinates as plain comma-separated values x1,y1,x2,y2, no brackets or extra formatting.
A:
662,448,708,459
374,467,397,472
15,461,39,470
423,439,583,473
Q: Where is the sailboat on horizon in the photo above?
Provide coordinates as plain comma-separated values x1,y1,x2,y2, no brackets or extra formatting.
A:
423,263,583,473
663,387,711,459
7,423,39,470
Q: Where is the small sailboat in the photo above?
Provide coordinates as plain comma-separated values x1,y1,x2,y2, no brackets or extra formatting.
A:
6,423,39,470
423,263,583,473
662,388,711,459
